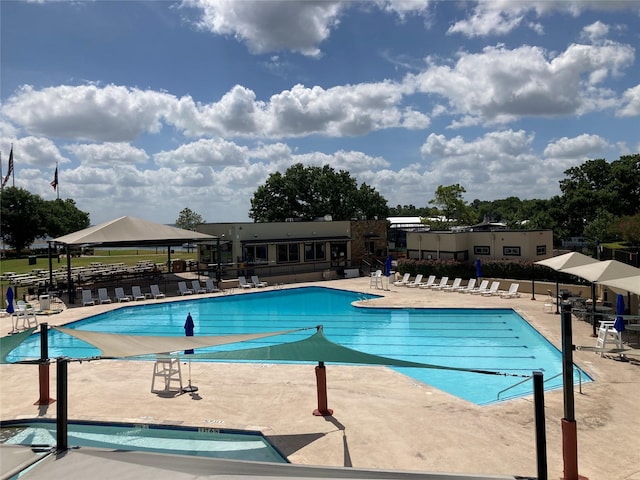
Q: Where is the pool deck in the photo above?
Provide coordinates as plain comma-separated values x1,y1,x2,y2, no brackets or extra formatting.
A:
1,277,639,479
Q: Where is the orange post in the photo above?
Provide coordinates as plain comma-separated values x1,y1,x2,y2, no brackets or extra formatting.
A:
313,362,333,416
35,363,55,405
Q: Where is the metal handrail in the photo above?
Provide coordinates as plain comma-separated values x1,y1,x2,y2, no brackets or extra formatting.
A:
496,366,584,400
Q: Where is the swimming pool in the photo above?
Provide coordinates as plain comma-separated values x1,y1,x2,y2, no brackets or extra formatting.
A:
0,420,287,463
7,286,591,405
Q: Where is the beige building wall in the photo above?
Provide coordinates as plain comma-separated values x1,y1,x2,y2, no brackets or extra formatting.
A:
405,229,553,262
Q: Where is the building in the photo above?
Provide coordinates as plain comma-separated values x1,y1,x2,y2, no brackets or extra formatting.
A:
196,219,388,282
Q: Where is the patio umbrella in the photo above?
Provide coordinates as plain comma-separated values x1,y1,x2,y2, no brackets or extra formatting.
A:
5,287,15,333
614,294,625,333
182,313,197,393
475,259,482,279
384,255,393,290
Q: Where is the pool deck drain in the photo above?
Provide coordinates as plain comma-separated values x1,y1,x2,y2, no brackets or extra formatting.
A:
1,277,639,479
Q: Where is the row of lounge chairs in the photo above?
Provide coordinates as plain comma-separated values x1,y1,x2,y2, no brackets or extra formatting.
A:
81,279,220,306
238,275,268,289
177,279,220,296
392,275,521,298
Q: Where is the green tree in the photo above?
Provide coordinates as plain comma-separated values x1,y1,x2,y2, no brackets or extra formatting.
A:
249,163,389,222
429,184,475,226
175,208,205,231
613,214,640,244
0,187,47,253
43,198,90,238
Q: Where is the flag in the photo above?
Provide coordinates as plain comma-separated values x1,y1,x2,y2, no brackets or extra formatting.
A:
51,165,58,190
1,147,13,188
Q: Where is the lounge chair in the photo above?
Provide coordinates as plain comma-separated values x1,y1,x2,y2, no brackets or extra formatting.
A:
98,288,112,304
82,289,95,306
149,284,165,299
191,280,207,294
481,281,501,296
238,276,253,289
114,287,131,302
178,281,194,295
457,278,476,293
499,283,520,298
431,277,449,290
442,278,462,292
251,275,268,288
419,275,436,289
469,280,490,295
204,278,220,293
407,274,424,288
370,270,382,289
131,285,148,301
393,273,411,287
543,291,555,313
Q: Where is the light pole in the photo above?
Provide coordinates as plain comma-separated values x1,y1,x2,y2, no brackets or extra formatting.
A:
216,235,221,285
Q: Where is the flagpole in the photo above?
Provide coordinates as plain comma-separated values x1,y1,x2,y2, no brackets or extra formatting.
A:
0,151,3,192
56,162,59,200
11,144,15,187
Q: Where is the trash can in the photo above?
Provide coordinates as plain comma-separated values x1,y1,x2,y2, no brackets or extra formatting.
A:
39,294,50,311
28,255,37,265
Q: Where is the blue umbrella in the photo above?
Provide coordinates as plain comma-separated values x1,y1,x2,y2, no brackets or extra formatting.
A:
384,255,393,277
475,259,483,278
5,287,14,315
184,312,194,355
614,294,625,333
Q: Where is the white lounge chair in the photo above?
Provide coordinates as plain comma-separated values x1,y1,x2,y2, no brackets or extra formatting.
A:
204,278,220,293
543,291,555,313
469,280,490,295
238,276,253,289
419,275,436,289
131,286,148,301
178,281,194,295
82,289,95,306
98,288,112,304
393,273,411,287
149,284,165,299
191,280,207,294
251,275,268,288
499,283,520,298
442,278,462,292
407,274,424,288
481,281,501,296
431,277,449,290
114,287,131,302
457,278,476,294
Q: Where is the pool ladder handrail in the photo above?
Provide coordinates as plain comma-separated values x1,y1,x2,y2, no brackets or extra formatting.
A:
496,367,583,400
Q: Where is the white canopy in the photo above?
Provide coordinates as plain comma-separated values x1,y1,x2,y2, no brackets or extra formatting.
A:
597,275,640,296
560,259,639,283
535,252,598,271
53,326,305,358
52,216,215,247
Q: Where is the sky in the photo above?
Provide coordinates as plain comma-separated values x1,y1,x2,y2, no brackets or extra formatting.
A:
1,0,639,226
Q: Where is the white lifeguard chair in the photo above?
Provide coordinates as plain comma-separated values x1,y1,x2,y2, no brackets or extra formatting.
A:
595,321,623,356
151,355,182,393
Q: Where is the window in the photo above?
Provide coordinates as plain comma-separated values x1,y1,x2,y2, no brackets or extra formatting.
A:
536,245,547,256
304,242,326,261
474,246,490,255
503,246,521,256
244,244,268,264
365,241,375,255
277,243,299,263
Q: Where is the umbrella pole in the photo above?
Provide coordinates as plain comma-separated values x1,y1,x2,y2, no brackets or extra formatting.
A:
181,358,198,393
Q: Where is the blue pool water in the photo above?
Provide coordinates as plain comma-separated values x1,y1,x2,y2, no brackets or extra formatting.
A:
1,420,287,463
7,286,591,405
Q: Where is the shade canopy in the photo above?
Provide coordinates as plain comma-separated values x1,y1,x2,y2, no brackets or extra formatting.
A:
0,328,37,364
560,260,639,283
534,252,598,271
52,327,306,359
51,216,215,247
597,275,640,296
186,328,524,377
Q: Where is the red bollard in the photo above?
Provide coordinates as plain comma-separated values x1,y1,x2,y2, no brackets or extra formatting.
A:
35,363,55,405
313,362,333,416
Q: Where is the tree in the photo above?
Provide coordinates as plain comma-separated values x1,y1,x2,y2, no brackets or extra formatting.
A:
249,163,389,222
429,184,475,226
175,208,205,231
0,187,47,253
1,188,91,253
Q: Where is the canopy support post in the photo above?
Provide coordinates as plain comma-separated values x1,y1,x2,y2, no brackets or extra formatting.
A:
35,322,55,405
313,361,333,417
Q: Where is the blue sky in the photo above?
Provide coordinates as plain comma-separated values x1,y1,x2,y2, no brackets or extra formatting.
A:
1,0,639,225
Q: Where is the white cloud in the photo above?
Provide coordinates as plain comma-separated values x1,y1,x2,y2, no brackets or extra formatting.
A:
10,136,69,168
153,138,249,167
543,134,609,159
617,84,640,117
65,143,149,166
181,0,343,57
581,21,609,43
